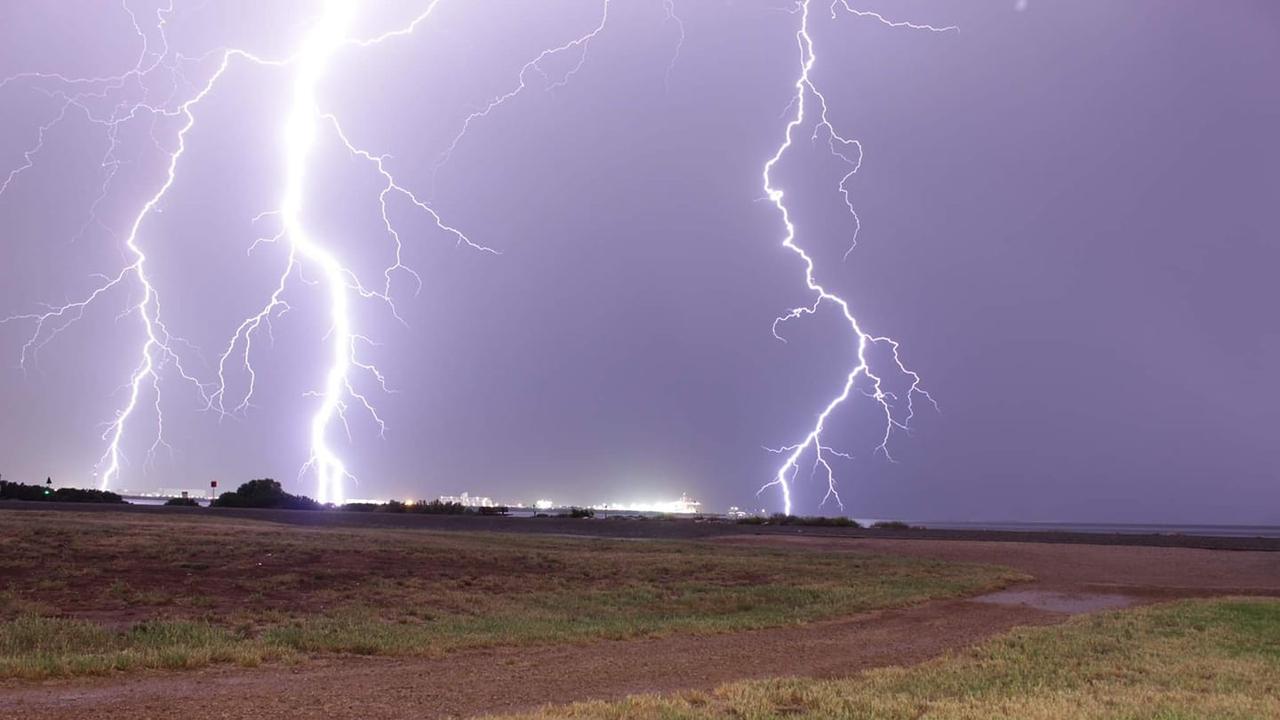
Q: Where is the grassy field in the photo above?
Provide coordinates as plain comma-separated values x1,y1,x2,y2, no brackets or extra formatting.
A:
502,598,1280,719
0,511,1021,679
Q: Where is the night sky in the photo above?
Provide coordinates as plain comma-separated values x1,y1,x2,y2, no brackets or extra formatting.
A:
1,1,1277,523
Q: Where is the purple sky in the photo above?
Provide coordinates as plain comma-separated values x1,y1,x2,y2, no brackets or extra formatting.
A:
1,1,1277,522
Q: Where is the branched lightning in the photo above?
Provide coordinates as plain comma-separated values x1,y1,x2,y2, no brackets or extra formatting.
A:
431,0,613,182
197,0,495,504
0,1,255,488
1,1,488,501
662,1,685,93
0,0,671,503
4,0,943,512
757,0,950,514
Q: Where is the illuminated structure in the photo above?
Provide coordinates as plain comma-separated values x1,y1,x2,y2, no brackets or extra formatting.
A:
437,492,497,508
592,493,702,515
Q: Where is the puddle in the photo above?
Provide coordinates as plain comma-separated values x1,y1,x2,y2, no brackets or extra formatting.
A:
972,589,1137,614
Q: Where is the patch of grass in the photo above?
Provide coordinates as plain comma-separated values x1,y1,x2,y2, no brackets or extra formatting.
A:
0,589,54,617
501,598,1280,719
0,511,1021,679
0,616,278,678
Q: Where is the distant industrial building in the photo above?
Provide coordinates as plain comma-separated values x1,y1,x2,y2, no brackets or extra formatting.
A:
437,492,497,508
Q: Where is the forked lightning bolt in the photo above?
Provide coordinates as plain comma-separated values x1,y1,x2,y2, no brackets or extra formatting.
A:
0,1,497,501
0,0,639,502
431,0,612,184
757,0,951,514
3,1,943,511
1,2,244,490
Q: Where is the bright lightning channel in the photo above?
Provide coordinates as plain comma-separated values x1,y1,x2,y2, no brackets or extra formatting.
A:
757,0,952,515
4,1,942,510
0,1,253,490
277,2,360,506
0,1,490,502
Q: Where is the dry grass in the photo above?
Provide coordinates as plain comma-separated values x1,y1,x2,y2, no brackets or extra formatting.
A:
502,598,1280,719
0,511,1021,678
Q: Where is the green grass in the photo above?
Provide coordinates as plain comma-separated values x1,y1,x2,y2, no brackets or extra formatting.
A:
0,616,263,677
0,511,1021,679
501,598,1280,719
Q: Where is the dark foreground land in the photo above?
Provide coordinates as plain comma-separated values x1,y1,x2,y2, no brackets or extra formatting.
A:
0,505,1277,719
5,499,1279,550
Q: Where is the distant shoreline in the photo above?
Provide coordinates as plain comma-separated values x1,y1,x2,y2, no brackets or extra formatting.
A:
897,520,1280,539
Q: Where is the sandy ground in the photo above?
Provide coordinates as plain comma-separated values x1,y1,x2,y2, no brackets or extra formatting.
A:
2,535,1278,720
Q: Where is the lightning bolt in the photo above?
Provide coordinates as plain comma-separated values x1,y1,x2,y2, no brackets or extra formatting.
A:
431,0,613,183
0,1,484,502
0,1,245,489
272,1,363,506
757,0,952,515
4,0,944,510
172,0,492,505
0,0,655,503
662,1,685,93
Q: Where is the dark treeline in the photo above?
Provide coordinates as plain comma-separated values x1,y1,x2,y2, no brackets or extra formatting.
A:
211,479,509,515
737,513,861,528
0,480,125,504
343,499,507,516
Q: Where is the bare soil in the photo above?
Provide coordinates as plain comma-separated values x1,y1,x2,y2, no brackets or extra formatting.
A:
717,535,1280,596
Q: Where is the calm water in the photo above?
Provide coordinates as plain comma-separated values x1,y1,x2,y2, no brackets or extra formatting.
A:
899,520,1280,538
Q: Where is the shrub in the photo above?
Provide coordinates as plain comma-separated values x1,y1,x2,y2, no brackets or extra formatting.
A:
339,499,477,514
211,479,321,510
53,487,126,504
163,497,199,507
407,500,468,515
871,520,917,530
557,507,594,519
737,513,861,528
798,515,859,527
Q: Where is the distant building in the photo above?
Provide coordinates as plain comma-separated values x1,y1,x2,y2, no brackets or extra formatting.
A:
437,492,496,508
674,492,702,514
592,492,703,515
